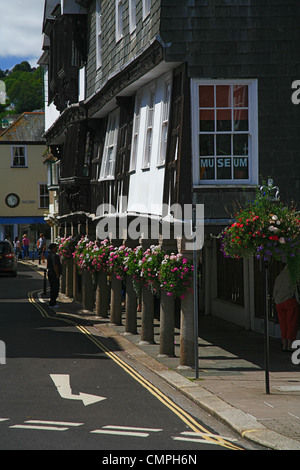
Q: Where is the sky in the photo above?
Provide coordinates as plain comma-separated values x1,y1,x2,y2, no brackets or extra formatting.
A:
0,0,45,71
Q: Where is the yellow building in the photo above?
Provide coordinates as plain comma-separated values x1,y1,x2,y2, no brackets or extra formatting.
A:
0,112,49,254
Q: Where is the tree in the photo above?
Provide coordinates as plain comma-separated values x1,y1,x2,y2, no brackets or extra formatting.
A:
12,61,32,73
2,62,43,113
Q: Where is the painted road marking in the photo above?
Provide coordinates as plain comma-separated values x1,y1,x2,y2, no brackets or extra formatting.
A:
10,424,69,431
104,425,162,432
50,374,106,406
173,435,223,445
91,425,163,438
9,420,84,432
25,420,84,427
273,386,300,392
174,431,238,443
91,429,150,438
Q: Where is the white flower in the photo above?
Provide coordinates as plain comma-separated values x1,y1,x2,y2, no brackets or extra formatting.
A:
279,237,286,244
268,226,275,232
272,215,278,221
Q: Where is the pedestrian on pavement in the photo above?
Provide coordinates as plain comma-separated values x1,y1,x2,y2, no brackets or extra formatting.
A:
14,236,21,260
37,233,46,263
22,234,30,260
273,266,299,351
47,243,62,309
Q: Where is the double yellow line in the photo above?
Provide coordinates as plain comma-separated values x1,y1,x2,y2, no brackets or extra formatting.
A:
28,289,242,450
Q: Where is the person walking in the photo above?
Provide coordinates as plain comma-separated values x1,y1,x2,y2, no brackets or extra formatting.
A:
22,234,30,260
47,243,62,309
14,236,21,260
273,266,299,351
37,233,46,263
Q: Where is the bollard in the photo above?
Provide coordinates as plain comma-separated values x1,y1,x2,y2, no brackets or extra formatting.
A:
61,262,66,294
65,259,73,298
125,275,137,334
178,290,195,369
95,270,109,318
159,290,175,357
139,285,155,345
110,276,122,325
0,340,6,365
82,269,95,312
73,265,82,303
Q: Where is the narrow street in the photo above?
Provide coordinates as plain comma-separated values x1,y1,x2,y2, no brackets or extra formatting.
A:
0,263,261,452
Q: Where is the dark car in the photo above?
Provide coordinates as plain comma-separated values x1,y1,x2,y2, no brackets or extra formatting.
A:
0,241,17,277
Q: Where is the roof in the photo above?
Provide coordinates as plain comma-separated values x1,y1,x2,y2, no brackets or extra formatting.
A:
0,112,45,143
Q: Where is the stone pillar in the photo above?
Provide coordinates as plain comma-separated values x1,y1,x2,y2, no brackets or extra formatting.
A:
125,275,137,334
110,275,122,325
65,258,73,298
159,290,175,357
95,270,109,318
60,262,66,294
73,266,82,303
179,290,195,369
140,285,155,344
82,269,95,312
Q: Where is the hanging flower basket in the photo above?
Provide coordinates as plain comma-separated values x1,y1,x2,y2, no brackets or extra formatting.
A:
139,245,165,295
58,236,77,261
73,236,91,272
158,253,194,299
123,245,144,296
219,184,300,284
106,244,132,281
89,239,113,273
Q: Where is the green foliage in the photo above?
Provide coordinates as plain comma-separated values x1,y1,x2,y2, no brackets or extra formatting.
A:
0,61,43,114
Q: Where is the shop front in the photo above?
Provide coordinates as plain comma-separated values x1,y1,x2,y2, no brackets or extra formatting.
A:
0,216,49,258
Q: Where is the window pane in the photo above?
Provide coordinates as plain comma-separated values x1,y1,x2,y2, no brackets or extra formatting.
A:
200,109,214,131
200,157,215,180
217,109,231,131
200,134,214,156
233,157,249,179
160,124,168,162
144,130,152,166
12,146,26,166
217,157,231,179
216,85,231,107
106,147,114,175
40,184,49,208
233,134,248,155
233,85,248,107
216,134,231,155
233,109,248,131
199,85,214,107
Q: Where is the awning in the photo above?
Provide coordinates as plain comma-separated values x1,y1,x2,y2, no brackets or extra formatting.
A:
0,217,46,224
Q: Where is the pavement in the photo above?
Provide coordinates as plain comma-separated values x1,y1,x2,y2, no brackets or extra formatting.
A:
26,260,300,450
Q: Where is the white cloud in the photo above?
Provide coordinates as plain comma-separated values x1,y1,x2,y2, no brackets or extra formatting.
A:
0,0,45,62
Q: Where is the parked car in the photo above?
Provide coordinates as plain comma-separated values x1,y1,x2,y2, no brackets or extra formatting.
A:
0,241,17,277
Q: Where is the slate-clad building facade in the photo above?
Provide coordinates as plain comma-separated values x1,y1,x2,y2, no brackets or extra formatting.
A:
40,0,300,335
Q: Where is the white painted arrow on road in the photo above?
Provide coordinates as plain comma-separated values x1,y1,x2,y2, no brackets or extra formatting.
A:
50,374,106,406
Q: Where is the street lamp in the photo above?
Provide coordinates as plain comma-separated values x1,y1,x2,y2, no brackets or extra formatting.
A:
260,179,280,394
